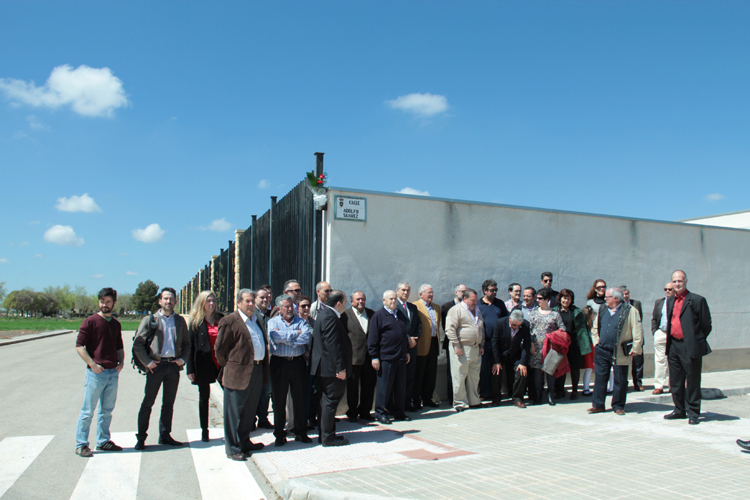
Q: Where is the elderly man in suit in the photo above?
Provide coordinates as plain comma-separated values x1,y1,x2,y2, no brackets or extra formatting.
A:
651,282,674,395
441,284,467,405
414,284,441,409
492,309,531,408
342,291,376,422
663,270,712,425
396,282,421,411
133,287,191,451
369,290,411,424
445,288,485,412
215,289,269,461
621,286,644,391
311,290,352,446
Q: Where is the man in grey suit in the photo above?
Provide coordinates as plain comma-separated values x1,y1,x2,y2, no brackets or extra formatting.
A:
650,282,674,394
663,270,712,425
342,291,376,422
621,286,644,391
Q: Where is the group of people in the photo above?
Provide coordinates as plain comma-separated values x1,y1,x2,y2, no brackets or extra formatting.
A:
73,269,715,460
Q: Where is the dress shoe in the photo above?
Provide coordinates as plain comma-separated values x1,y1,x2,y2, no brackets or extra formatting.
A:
347,415,358,423
393,415,412,422
258,420,274,430
689,417,700,425
322,437,350,447
227,453,246,461
581,390,592,396
633,385,644,392
375,415,392,425
158,435,184,447
664,411,688,420
652,388,664,395
201,429,210,442
513,400,527,409
134,435,146,450
275,437,287,447
615,409,626,416
587,407,605,414
455,406,466,413
737,439,750,451
547,394,556,406
295,435,312,444
423,400,439,408
570,391,578,400
242,441,265,452
359,414,376,422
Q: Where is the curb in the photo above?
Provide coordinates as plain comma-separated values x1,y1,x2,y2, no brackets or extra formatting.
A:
0,329,75,347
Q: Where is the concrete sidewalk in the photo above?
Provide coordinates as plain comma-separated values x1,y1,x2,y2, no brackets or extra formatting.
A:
211,370,750,499
0,329,75,347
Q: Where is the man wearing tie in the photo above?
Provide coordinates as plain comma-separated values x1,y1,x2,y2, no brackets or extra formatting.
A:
396,282,421,411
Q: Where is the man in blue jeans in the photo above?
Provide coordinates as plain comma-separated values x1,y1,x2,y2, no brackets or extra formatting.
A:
75,287,124,457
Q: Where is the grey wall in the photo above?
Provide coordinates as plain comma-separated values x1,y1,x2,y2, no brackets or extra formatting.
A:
324,188,750,365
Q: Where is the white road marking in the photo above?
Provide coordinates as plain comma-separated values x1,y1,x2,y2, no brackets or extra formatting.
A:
0,435,54,497
69,432,141,500
186,428,265,500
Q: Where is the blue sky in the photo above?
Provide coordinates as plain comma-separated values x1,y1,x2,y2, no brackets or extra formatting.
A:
1,1,748,296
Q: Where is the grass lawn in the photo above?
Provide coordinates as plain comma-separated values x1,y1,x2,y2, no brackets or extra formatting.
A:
0,317,143,332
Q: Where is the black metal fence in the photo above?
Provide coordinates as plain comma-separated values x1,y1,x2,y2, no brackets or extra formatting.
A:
178,154,324,315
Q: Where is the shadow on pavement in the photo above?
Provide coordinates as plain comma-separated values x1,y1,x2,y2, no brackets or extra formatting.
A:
701,412,740,422
624,401,674,414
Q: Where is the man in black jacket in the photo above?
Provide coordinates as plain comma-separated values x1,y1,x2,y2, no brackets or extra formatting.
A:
663,270,712,425
310,290,352,446
369,290,411,424
396,282,421,411
492,310,531,408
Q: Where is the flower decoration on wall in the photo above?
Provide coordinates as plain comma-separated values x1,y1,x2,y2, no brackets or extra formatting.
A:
306,170,329,209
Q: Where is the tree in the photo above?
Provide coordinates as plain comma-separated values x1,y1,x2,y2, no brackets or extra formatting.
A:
132,280,159,314
0,280,7,305
38,292,59,316
117,293,133,315
43,284,75,312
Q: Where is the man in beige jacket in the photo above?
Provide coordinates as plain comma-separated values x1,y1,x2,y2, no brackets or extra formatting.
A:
445,288,485,412
588,287,643,416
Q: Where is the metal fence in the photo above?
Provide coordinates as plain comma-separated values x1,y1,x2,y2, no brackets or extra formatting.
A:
178,153,324,315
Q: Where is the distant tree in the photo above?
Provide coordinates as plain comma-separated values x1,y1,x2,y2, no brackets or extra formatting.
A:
38,292,59,316
43,284,75,312
132,280,159,314
0,280,7,305
5,289,38,316
117,293,133,315
72,285,96,315
3,290,19,316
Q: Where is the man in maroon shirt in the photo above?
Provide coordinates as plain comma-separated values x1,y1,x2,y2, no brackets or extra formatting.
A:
663,270,712,425
75,288,124,457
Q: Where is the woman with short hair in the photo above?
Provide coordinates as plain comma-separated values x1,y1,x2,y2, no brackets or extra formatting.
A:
554,289,592,400
528,287,566,406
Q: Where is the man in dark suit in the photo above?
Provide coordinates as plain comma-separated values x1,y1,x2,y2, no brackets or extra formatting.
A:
342,291,376,422
492,310,531,408
310,290,352,446
440,284,467,404
663,270,712,425
650,282,674,394
396,282,421,411
621,286,644,391
215,289,269,461
477,279,509,405
369,290,411,424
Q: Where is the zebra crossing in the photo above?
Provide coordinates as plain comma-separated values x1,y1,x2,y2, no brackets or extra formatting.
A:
0,430,266,500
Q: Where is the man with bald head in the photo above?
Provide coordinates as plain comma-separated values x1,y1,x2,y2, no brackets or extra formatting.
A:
368,290,411,424
414,284,441,408
310,281,332,320
663,270,712,425
342,291,376,422
650,282,674,395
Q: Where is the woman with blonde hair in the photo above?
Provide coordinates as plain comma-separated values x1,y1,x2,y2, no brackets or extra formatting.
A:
187,290,224,442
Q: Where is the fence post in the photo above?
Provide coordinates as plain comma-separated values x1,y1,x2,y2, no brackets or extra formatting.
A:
234,229,244,305
270,197,276,290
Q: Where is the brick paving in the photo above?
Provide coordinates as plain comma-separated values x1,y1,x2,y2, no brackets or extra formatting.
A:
214,370,750,499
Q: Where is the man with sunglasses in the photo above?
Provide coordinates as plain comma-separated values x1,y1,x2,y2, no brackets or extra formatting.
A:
540,272,559,308
650,283,674,395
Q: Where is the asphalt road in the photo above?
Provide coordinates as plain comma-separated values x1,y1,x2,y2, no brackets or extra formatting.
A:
0,331,277,500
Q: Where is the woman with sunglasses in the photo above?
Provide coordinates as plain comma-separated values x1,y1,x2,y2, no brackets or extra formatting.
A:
528,287,566,406
585,279,613,395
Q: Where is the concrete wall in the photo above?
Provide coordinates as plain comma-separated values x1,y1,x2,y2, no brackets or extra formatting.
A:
323,187,750,371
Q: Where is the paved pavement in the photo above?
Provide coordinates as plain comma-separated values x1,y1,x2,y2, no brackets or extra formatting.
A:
0,329,75,347
212,370,750,500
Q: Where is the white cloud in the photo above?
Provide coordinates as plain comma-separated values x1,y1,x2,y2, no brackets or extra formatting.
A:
0,258,9,264
397,187,431,196
200,217,232,232
705,193,724,202
10,131,30,141
126,271,138,276
0,64,130,118
385,92,449,117
26,114,48,130
43,225,84,246
91,273,104,279
132,223,164,243
33,254,43,258
258,179,270,189
29,220,40,225
55,193,101,213
18,241,30,246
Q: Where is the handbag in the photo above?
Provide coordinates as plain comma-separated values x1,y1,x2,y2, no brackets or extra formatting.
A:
542,349,564,375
